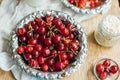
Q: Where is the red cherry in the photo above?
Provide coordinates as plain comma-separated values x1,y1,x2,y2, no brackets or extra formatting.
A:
72,40,80,45
63,38,71,45
25,32,32,39
17,46,24,54
42,48,50,57
53,18,62,27
59,52,67,61
67,52,73,59
53,35,61,44
35,44,42,52
32,50,39,59
56,62,65,70
24,24,31,31
50,50,57,55
30,59,39,68
99,72,108,80
16,27,26,36
68,0,74,3
61,28,69,36
41,64,49,72
28,38,37,45
33,33,40,39
90,1,95,8
33,25,39,31
38,56,45,65
38,27,46,35
36,20,45,27
44,38,52,46
103,59,111,67
29,21,36,26
110,65,118,74
24,53,32,60
68,33,74,39
46,59,55,66
63,60,69,67
66,23,73,31
71,42,78,51
26,46,33,53
57,43,65,51
96,64,105,73
58,24,65,30
19,36,26,42
35,17,42,22
77,0,86,8
46,15,54,22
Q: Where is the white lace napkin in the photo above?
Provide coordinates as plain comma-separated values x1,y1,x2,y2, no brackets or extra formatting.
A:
0,0,111,80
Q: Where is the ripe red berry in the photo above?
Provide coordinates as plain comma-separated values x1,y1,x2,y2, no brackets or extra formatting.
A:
44,38,52,46
16,27,26,36
32,50,39,59
103,59,111,67
17,46,24,54
24,24,31,31
61,28,69,36
26,46,33,53
66,23,73,31
41,64,49,71
99,72,108,80
46,15,54,22
35,44,42,52
42,48,50,57
63,38,71,45
38,27,46,35
67,52,73,59
46,59,55,66
53,18,62,27
59,52,67,61
19,36,26,42
24,53,32,60
50,50,57,55
53,35,61,44
28,38,37,45
30,59,39,68
68,0,74,3
63,60,69,67
110,65,118,74
38,56,45,65
71,42,78,51
56,62,65,70
57,43,65,51
96,64,105,73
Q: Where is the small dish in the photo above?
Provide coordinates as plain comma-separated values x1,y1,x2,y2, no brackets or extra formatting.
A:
94,58,120,80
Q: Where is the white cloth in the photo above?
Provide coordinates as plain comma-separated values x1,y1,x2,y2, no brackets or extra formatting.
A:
0,0,113,80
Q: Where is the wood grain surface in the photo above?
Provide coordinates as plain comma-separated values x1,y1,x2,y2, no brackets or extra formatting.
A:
0,0,120,80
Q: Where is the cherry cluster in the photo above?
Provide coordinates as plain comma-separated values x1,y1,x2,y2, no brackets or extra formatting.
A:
16,15,81,72
68,0,106,8
96,59,119,80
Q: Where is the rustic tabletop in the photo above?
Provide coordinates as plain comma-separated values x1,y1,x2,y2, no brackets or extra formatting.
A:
0,0,120,80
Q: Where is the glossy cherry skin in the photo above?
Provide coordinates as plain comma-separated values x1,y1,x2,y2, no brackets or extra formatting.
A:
56,61,65,70
53,18,62,27
96,64,105,73
103,59,111,67
34,44,42,52
44,38,52,46
61,28,69,36
32,50,39,59
67,52,73,59
41,64,49,72
26,46,33,53
38,56,45,65
53,35,61,44
42,48,50,57
50,50,57,55
70,42,78,51
17,46,24,54
46,59,55,66
19,36,26,42
16,27,26,36
30,59,39,68
99,72,108,80
59,52,67,61
28,38,37,45
38,27,46,35
24,53,32,60
110,65,118,74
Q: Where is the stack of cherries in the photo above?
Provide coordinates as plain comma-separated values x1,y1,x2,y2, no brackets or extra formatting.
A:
96,59,119,80
68,0,106,8
16,15,81,72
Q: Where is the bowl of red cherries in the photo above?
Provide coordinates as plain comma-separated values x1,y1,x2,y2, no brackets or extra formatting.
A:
61,0,112,14
10,10,87,80
94,58,120,80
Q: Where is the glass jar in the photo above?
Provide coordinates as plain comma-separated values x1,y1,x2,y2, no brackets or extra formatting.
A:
94,15,120,47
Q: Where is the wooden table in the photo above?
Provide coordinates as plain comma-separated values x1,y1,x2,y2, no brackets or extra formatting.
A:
0,0,120,80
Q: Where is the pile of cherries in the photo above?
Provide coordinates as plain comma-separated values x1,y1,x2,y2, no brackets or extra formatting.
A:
96,59,119,80
68,0,106,9
16,15,81,72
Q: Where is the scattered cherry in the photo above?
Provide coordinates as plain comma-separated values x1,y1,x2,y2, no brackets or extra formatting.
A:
110,65,118,74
